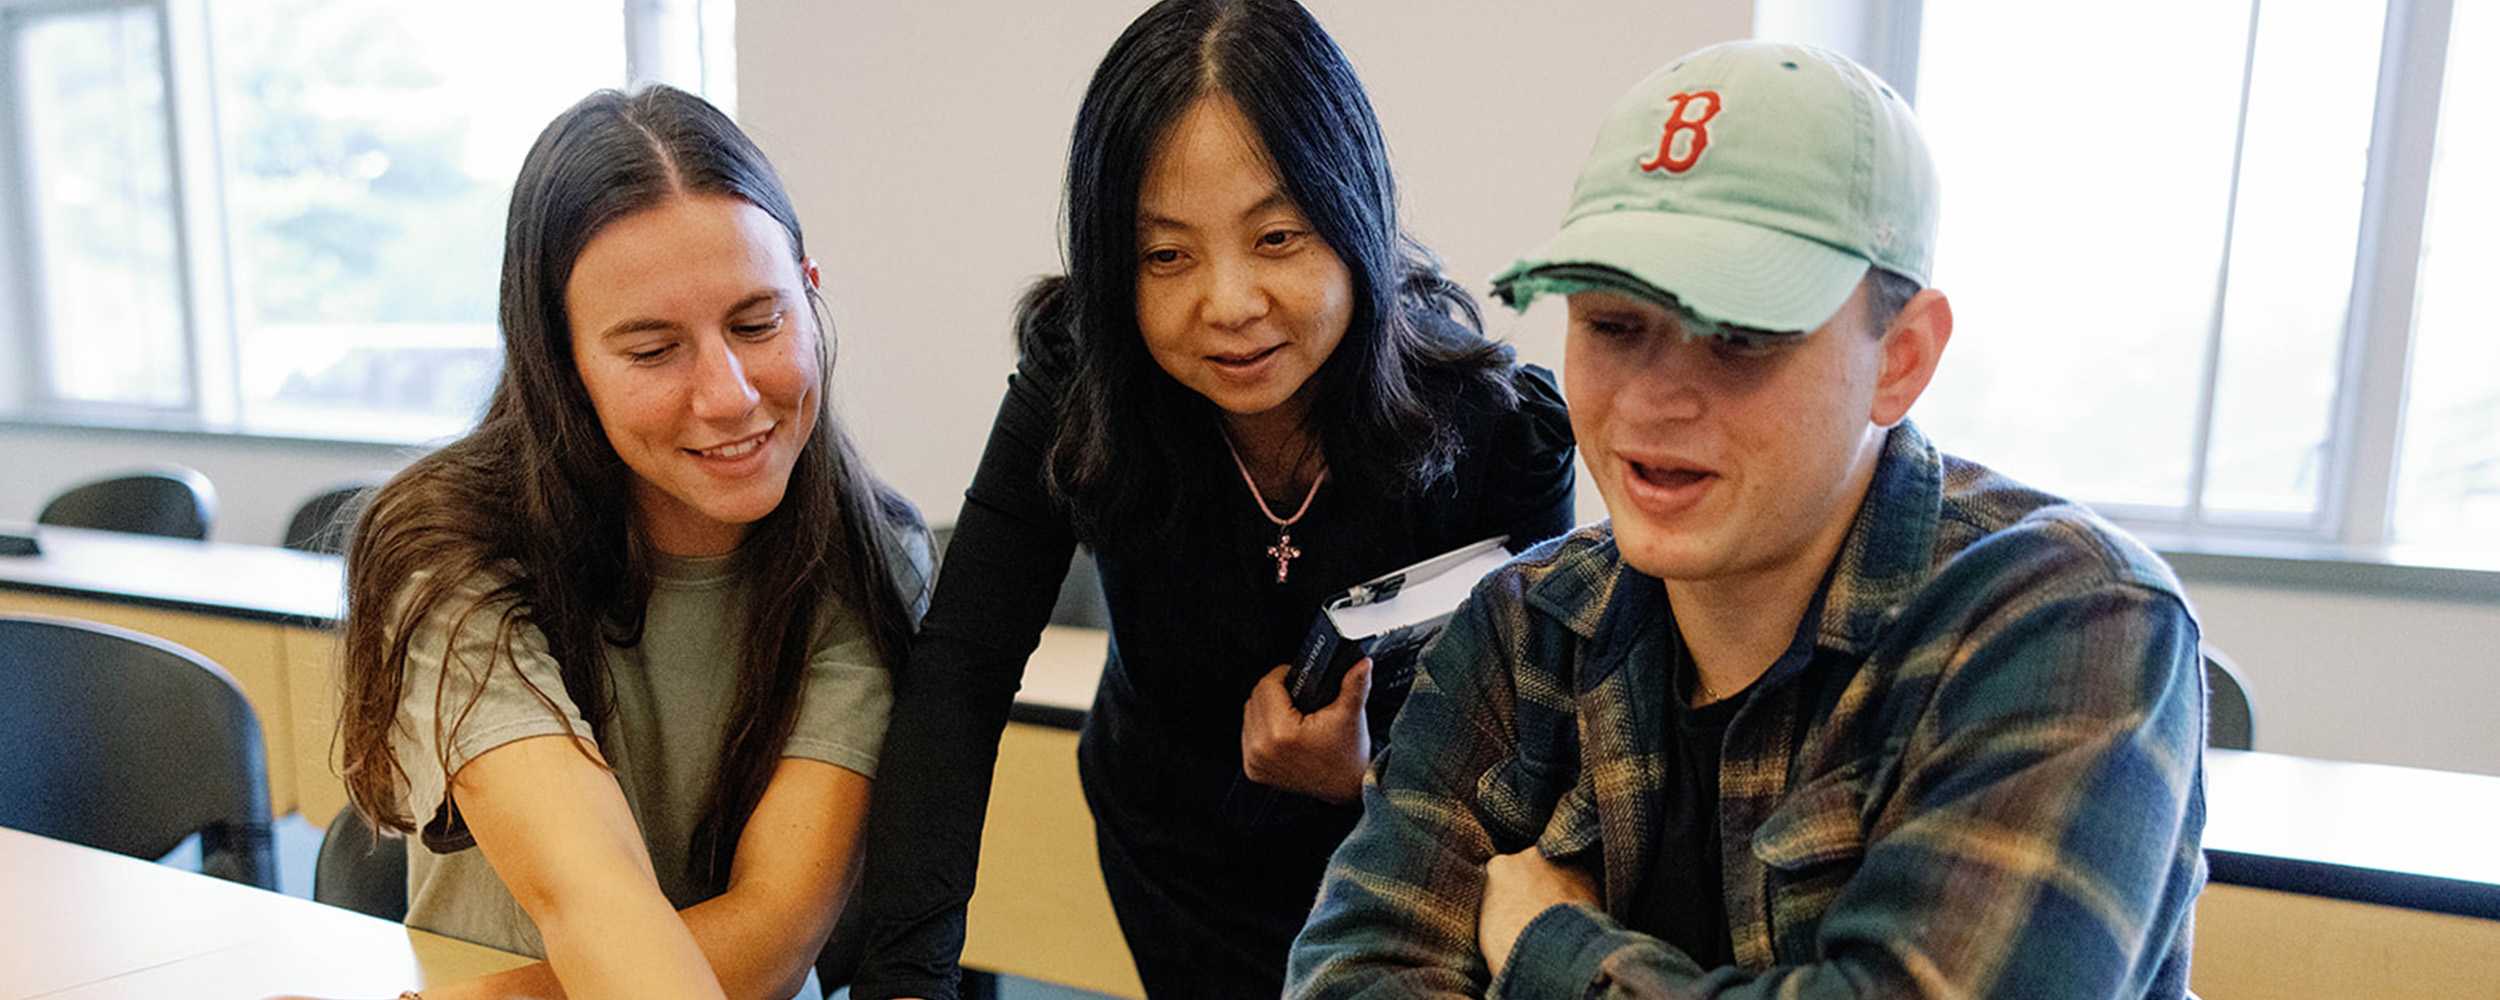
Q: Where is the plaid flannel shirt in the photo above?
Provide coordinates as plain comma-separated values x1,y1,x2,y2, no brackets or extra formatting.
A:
1288,423,2206,999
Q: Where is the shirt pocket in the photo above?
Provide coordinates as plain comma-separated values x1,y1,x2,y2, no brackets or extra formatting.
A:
1750,753,1888,877
1474,750,1581,854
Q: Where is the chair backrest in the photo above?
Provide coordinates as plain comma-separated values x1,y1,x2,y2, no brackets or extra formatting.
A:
1053,547,1111,628
2202,640,2256,751
314,803,407,920
927,524,1110,629
37,466,218,540
0,615,276,889
282,483,376,554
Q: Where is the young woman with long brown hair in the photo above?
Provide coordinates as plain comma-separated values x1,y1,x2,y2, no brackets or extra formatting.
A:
333,85,925,1000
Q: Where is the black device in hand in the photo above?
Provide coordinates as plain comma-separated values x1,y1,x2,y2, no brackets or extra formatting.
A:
1224,536,1516,831
1283,536,1512,713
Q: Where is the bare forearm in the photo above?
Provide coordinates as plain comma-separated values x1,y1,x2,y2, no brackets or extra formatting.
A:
416,890,722,1000
677,758,873,1000
545,895,725,1000
676,880,843,1000
448,737,727,1000
409,888,830,1000
417,699,871,1000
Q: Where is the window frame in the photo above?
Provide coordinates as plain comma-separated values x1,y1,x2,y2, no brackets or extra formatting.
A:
0,0,731,443
0,0,215,425
1774,0,2470,562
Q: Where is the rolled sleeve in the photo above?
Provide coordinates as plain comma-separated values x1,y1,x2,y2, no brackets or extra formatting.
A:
389,578,590,850
785,608,895,779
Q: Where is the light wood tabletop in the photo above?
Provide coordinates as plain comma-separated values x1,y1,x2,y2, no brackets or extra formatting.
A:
0,524,343,626
2202,747,2500,918
0,827,530,1000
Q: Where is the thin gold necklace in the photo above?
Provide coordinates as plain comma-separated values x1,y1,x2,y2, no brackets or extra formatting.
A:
1222,434,1326,583
1680,637,1720,706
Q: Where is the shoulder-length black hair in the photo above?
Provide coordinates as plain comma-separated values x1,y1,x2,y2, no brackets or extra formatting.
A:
1028,0,1516,551
338,85,923,889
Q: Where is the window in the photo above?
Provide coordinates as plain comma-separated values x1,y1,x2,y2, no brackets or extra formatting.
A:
1,0,735,443
1800,0,2493,558
10,3,189,415
2395,0,2500,550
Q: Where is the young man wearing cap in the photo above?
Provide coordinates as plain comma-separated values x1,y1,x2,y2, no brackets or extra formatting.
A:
1286,41,2205,999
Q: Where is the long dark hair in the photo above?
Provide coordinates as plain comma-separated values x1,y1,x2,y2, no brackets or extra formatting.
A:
337,86,923,889
1029,0,1515,551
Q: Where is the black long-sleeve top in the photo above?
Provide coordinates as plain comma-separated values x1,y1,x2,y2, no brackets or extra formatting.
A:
850,355,1576,1000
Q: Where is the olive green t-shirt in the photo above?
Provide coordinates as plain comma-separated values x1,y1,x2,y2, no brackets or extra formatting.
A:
392,549,901,958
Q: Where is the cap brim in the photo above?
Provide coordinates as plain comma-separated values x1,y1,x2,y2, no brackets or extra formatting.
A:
1493,210,1870,333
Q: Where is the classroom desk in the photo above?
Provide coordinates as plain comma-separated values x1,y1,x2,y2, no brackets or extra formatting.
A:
0,524,344,819
0,826,530,1000
2203,748,2500,918
962,625,1143,998
17,528,2498,998
2193,749,2500,999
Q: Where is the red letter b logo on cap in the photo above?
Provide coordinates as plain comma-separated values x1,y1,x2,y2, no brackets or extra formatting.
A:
1639,91,1721,174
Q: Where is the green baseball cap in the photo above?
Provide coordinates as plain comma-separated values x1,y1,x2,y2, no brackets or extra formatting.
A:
1493,41,1937,334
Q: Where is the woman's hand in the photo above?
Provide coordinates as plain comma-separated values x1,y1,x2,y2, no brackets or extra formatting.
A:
1240,659,1372,804
1478,845,1600,979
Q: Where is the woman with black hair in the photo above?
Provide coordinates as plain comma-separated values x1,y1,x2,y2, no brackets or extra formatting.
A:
851,2,1574,998
331,86,925,1000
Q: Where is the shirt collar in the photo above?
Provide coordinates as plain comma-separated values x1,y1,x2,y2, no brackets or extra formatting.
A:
1525,421,1946,668
1814,421,1944,657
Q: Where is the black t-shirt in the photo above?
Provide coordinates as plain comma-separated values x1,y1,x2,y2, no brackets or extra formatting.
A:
1629,666,1745,970
1628,590,1835,970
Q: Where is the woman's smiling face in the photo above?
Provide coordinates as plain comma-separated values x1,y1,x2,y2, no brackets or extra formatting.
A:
1131,94,1354,440
566,194,822,557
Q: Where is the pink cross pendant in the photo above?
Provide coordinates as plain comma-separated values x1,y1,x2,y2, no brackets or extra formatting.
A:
1268,531,1301,583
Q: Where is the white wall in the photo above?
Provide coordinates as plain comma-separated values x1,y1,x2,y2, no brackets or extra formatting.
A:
2188,581,2500,775
4,0,2494,779
735,0,1752,517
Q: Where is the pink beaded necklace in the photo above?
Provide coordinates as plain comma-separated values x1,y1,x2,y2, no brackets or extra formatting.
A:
1222,434,1326,583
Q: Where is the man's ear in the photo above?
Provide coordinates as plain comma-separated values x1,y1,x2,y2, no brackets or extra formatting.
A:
1870,288,1952,428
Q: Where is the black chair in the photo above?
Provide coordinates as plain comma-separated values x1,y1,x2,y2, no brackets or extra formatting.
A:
37,465,217,540
927,524,1109,629
2202,640,2256,751
314,803,407,920
282,483,377,554
0,615,276,889
1052,547,1110,628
